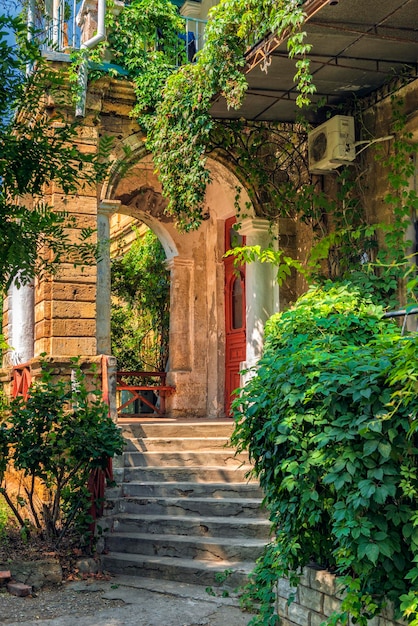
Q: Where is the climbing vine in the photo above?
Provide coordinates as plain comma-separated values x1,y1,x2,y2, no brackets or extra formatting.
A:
107,0,314,230
231,283,418,625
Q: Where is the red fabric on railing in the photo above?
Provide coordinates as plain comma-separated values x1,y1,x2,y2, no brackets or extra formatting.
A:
12,364,32,399
87,356,114,539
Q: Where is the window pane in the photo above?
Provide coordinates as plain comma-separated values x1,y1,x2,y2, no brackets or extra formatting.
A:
232,276,243,329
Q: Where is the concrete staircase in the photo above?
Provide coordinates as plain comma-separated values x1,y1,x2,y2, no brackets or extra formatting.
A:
100,419,270,589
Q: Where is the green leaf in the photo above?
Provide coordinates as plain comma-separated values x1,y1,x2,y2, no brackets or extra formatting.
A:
363,440,379,456
365,543,380,565
378,441,392,459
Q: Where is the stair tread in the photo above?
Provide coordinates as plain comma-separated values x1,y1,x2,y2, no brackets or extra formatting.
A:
107,532,267,545
102,551,256,571
109,495,263,504
125,450,242,453
124,464,253,469
120,481,259,487
107,512,270,524
125,437,232,442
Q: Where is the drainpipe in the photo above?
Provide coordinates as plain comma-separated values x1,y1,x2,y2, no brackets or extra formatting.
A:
75,0,106,117
27,0,35,40
52,0,60,47
26,0,35,75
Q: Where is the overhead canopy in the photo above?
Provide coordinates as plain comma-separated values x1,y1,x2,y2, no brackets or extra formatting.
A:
210,0,418,124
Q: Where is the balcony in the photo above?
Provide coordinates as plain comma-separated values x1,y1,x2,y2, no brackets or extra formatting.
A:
35,0,206,66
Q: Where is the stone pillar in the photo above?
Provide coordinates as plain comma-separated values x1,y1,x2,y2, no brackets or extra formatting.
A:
97,200,120,355
180,1,202,18
7,279,35,365
239,217,280,371
165,257,194,372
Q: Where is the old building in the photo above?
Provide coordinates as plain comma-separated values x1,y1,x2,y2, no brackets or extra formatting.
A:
2,0,417,418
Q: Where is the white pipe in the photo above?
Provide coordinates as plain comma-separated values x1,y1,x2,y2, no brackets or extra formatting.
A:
8,279,35,366
75,0,106,117
27,0,35,40
82,0,106,51
72,0,77,48
53,0,60,46
26,0,35,75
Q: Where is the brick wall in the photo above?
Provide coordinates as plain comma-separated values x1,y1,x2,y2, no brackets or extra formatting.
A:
276,566,407,626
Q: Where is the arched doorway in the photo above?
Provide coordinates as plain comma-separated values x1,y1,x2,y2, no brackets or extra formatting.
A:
110,216,170,374
224,217,246,416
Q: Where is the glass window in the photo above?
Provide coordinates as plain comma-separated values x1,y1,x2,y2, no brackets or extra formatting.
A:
232,276,243,329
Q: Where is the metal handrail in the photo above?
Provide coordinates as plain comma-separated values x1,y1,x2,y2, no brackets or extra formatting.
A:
383,307,418,335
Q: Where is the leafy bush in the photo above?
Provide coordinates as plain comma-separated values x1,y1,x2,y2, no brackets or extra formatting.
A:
231,282,418,625
111,228,170,372
0,360,124,545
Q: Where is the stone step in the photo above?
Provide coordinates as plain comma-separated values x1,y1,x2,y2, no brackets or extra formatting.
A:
122,450,248,468
105,496,266,518
123,436,234,452
123,465,254,483
102,419,269,588
120,421,234,440
120,481,264,499
105,532,267,562
104,513,271,539
101,551,254,588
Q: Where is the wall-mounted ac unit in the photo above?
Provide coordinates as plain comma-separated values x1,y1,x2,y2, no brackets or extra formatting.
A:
308,115,356,173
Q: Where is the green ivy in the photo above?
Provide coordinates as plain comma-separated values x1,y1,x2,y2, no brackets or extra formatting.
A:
88,2,417,304
231,282,418,624
105,0,313,230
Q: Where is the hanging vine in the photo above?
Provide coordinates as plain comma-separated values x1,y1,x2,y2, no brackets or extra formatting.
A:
104,0,416,306
106,0,314,230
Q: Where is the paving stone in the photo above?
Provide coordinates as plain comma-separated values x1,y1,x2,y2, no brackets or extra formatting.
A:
7,581,32,597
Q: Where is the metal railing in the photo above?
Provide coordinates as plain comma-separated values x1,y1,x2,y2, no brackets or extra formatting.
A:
38,0,81,51
36,1,206,61
11,362,32,399
383,307,418,334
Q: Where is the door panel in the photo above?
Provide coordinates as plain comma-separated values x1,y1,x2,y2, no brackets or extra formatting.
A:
224,217,246,416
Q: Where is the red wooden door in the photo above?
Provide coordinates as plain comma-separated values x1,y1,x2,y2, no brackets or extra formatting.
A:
224,217,246,416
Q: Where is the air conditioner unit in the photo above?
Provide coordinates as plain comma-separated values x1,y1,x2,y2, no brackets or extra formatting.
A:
308,115,356,173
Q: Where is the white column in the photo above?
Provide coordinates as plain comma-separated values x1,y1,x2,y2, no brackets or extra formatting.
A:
238,217,279,371
97,200,120,355
7,279,35,365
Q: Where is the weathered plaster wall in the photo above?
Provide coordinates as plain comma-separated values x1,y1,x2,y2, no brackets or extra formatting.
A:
361,78,418,226
277,78,418,307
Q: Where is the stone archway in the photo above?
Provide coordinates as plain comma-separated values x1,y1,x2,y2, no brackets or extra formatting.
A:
99,151,280,418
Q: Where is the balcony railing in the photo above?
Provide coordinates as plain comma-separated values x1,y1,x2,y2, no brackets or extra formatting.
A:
35,0,206,63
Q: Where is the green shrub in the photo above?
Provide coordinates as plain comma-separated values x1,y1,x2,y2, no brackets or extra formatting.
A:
231,282,418,625
0,359,124,545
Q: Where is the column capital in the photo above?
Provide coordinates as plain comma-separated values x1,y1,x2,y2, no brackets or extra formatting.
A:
99,199,121,216
238,217,272,237
180,1,202,18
